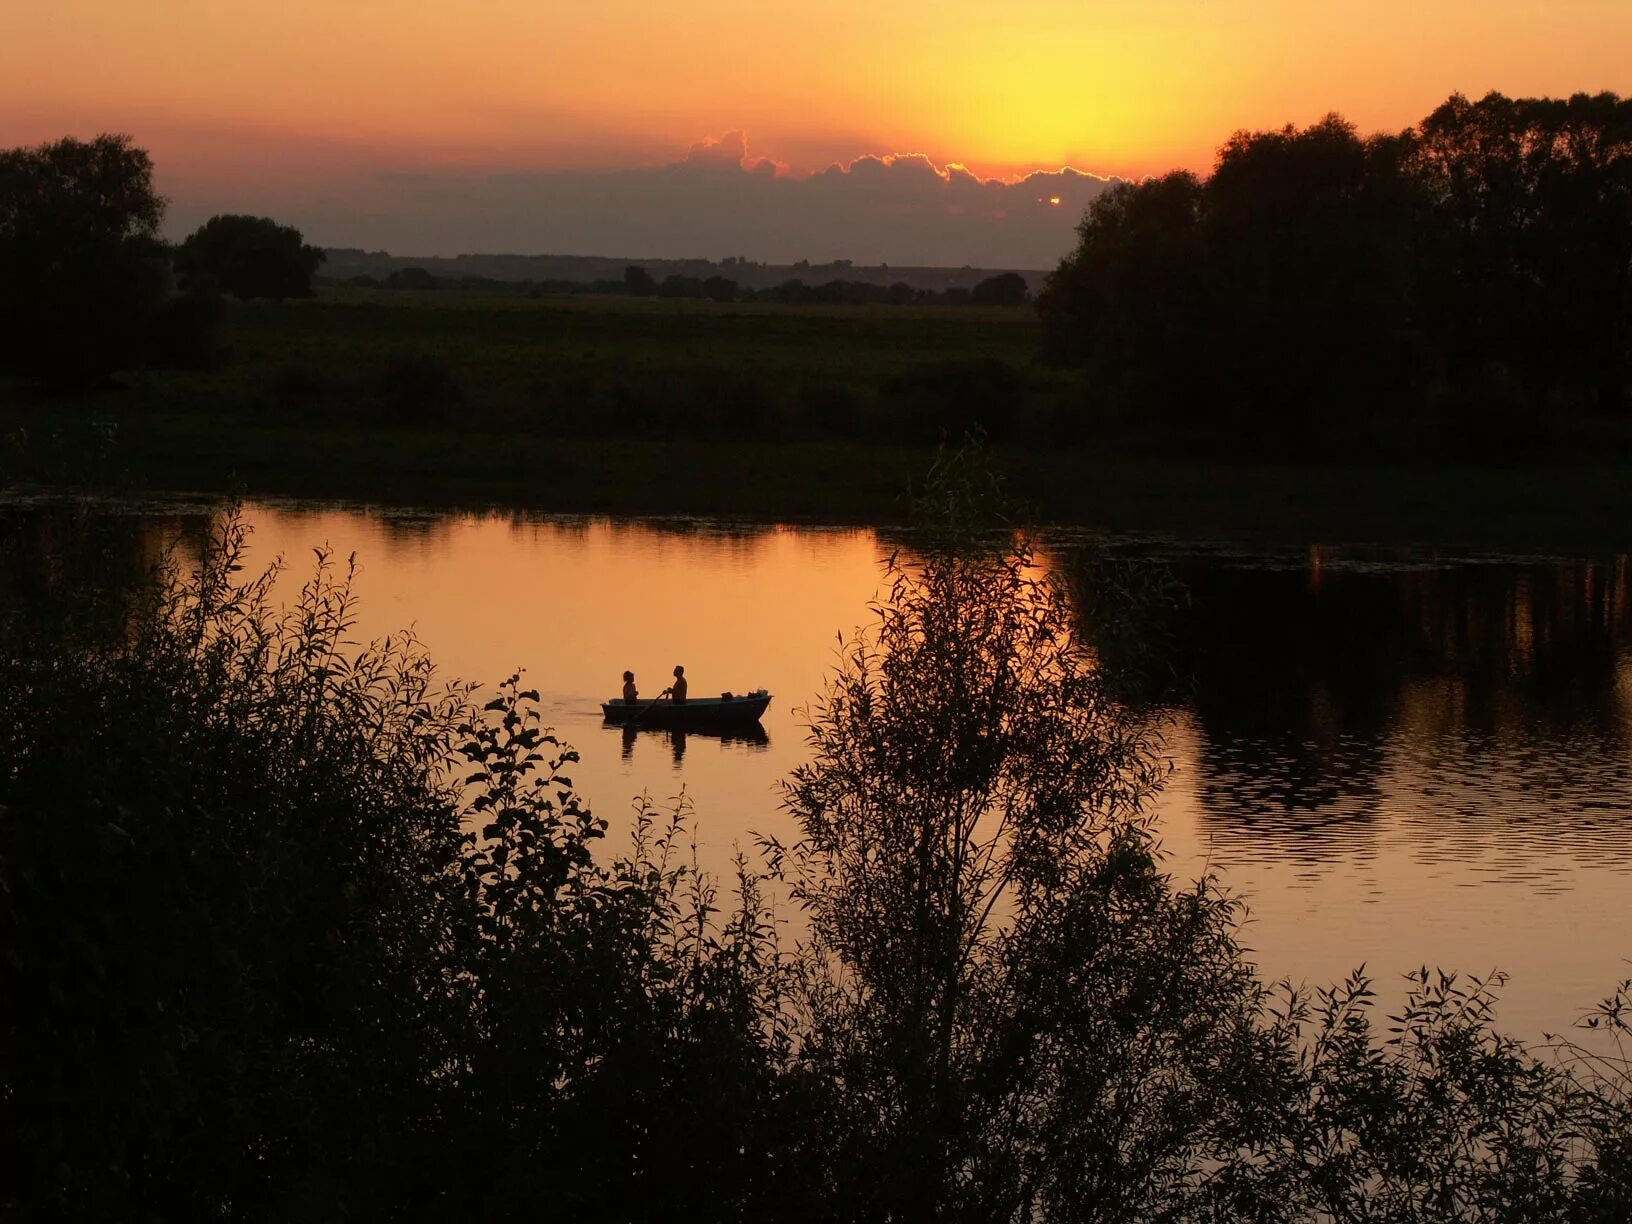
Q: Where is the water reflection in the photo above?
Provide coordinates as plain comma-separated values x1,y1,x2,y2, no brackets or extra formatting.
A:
616,722,771,765
4,499,1632,1036
1142,550,1632,866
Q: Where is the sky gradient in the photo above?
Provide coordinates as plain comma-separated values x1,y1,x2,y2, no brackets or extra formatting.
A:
7,1,1631,264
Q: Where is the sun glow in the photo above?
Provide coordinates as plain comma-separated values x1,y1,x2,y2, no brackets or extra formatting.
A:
3,0,1629,238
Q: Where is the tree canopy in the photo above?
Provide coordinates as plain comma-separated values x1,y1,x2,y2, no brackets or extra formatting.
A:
970,270,1029,306
0,134,168,384
175,213,325,299
1038,92,1632,444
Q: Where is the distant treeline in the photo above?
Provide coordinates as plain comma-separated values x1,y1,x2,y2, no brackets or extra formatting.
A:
6,106,1631,461
332,264,1031,307
1040,91,1632,445
0,135,327,386
320,247,1045,295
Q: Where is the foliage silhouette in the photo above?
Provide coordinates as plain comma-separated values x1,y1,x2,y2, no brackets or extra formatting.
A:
384,265,437,291
0,514,787,1221
175,214,325,300
970,271,1029,306
624,264,659,296
1039,92,1632,446
770,445,1267,1219
5,466,1632,1220
0,133,168,385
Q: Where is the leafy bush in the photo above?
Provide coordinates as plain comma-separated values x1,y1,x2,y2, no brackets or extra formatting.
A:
0,516,785,1221
5,462,1632,1220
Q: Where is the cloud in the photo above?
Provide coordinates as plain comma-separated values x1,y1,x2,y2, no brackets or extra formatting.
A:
166,133,1126,267
681,130,750,167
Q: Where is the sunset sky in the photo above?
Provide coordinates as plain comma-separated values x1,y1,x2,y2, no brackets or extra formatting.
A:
6,1,1630,264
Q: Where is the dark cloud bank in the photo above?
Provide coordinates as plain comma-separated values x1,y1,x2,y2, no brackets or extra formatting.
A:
181,132,1125,267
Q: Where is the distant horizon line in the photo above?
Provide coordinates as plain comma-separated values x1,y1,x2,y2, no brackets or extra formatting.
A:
319,247,1054,273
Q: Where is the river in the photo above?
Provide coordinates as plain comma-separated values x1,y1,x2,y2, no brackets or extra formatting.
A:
6,495,1630,1040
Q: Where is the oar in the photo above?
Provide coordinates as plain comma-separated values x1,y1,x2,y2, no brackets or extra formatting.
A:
627,687,672,726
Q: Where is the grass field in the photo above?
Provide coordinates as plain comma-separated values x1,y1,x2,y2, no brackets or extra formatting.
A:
148,287,1046,420
5,288,1632,548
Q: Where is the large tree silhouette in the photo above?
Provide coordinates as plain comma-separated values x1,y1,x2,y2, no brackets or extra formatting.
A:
175,214,326,300
0,134,167,385
1039,92,1632,445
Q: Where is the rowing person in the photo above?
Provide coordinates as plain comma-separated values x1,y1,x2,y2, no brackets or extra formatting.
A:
667,664,688,704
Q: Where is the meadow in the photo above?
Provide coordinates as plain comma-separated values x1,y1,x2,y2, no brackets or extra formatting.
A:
5,286,1632,546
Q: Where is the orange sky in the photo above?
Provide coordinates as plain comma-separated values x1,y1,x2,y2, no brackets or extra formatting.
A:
5,1,1630,259
9,0,1631,177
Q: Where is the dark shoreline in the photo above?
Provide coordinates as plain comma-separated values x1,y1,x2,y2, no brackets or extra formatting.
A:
7,410,1632,551
5,289,1631,549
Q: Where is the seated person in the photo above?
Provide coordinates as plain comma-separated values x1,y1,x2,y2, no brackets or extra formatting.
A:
622,670,638,703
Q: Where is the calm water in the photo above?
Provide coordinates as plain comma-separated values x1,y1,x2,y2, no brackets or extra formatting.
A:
7,498,1631,1039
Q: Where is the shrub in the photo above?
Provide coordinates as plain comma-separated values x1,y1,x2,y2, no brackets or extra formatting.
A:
6,464,1632,1221
0,515,788,1221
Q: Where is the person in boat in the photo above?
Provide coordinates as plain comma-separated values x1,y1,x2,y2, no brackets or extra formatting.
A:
622,670,638,703
667,664,688,704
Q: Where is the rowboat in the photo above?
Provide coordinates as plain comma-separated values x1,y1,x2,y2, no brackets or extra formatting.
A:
601,690,772,729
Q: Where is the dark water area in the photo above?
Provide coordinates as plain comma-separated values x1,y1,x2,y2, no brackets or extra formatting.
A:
1141,543,1631,848
1117,541,1632,1039
4,497,1629,1039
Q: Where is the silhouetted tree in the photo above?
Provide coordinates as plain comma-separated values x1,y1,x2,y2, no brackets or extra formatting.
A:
7,484,1632,1220
0,515,789,1221
0,134,167,385
1039,92,1632,444
175,214,325,299
970,271,1029,306
1414,91,1632,415
1200,115,1423,434
702,275,739,302
623,264,658,296
775,446,1268,1219
1036,171,1211,414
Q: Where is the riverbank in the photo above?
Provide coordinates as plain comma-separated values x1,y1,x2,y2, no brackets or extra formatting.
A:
7,404,1632,548
5,288,1632,547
